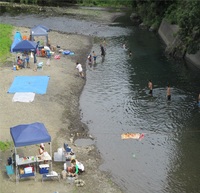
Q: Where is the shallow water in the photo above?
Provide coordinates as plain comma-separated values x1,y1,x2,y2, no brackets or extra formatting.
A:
1,12,200,193
80,20,200,193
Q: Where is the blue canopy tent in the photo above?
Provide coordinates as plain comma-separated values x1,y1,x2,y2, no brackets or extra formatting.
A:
12,40,38,63
30,26,49,46
12,40,37,52
10,122,51,147
10,122,52,181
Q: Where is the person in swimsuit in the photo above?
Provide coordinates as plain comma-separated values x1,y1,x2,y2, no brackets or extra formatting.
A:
167,84,171,101
92,51,97,64
148,80,153,96
87,54,93,68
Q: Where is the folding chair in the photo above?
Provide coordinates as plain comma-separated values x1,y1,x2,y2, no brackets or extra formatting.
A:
5,164,15,181
37,62,43,70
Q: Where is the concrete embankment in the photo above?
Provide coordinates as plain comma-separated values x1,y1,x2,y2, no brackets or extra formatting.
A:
158,19,200,69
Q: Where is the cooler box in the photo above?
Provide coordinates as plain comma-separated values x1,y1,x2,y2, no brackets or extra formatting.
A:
39,164,49,174
24,167,33,174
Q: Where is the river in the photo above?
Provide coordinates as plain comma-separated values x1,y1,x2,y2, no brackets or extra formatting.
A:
1,10,200,193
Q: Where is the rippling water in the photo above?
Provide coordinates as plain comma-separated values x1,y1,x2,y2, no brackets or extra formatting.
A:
80,24,200,193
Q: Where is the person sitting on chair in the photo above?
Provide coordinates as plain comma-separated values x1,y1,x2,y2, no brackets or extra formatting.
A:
17,56,25,69
39,143,45,155
38,143,48,163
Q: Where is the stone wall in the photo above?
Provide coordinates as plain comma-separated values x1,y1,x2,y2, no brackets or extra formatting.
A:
158,19,200,69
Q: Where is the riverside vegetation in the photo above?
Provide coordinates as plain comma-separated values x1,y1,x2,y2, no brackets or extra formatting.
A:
1,0,200,58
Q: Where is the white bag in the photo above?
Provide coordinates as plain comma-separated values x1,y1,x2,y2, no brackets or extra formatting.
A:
77,161,84,171
30,52,33,58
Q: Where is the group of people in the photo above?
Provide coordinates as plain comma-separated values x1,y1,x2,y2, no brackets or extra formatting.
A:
87,51,97,68
148,80,200,103
148,80,171,101
38,143,85,179
75,39,107,78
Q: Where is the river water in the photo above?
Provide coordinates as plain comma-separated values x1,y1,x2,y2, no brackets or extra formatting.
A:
1,11,200,193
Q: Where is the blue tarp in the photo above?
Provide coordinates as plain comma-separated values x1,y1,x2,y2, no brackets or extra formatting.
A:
8,76,50,94
12,40,37,52
10,122,51,147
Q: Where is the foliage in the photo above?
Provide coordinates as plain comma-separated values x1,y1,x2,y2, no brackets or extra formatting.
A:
132,0,200,55
0,141,12,151
76,0,132,7
0,23,13,63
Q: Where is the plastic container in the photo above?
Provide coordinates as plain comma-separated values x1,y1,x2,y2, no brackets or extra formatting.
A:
57,148,63,154
39,167,49,174
39,164,49,174
66,147,71,152
62,170,67,179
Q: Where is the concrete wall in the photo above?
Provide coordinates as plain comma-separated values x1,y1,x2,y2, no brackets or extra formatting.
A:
185,51,200,69
158,19,179,46
158,19,200,69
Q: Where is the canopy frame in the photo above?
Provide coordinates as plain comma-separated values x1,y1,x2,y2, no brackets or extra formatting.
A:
10,122,52,182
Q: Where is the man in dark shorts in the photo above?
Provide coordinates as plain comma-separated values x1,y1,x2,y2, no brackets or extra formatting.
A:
100,44,105,57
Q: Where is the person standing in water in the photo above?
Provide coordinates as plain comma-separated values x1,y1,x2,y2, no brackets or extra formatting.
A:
148,80,153,96
102,38,107,50
92,51,97,64
129,50,132,57
100,44,105,58
87,54,93,68
167,84,171,101
197,93,200,105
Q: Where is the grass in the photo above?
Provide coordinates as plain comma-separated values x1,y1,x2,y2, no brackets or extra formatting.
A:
0,23,13,64
0,141,12,151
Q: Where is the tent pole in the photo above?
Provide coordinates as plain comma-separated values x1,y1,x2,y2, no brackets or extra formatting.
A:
46,36,48,46
15,147,17,183
50,142,52,172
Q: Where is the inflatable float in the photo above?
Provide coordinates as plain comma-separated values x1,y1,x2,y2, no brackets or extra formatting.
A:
121,133,144,140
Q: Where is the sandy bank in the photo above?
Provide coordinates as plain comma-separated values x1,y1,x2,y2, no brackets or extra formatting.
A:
0,27,122,193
